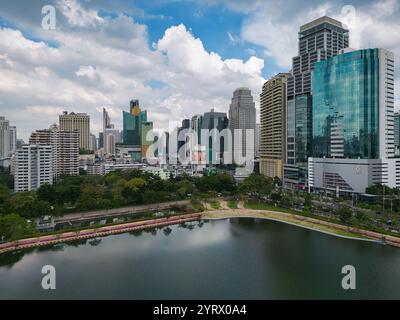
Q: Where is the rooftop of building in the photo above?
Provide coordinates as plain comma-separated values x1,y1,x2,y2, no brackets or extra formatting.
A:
300,16,348,33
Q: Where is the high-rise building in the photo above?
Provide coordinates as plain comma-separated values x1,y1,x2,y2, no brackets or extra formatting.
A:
59,111,90,151
191,115,203,144
394,113,400,155
30,125,79,177
177,119,191,157
89,133,97,152
260,73,291,179
98,132,104,149
9,126,17,155
141,121,154,159
309,48,397,194
0,116,10,161
123,100,142,146
102,108,120,156
202,109,229,164
14,145,53,192
229,87,256,161
284,16,349,188
121,100,154,161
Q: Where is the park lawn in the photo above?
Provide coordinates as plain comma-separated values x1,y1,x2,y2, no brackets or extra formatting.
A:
245,202,297,215
227,200,238,209
209,201,221,210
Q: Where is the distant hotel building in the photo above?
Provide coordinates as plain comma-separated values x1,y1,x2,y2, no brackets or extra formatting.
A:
309,48,397,194
284,16,349,189
59,111,90,151
14,145,53,192
260,73,290,179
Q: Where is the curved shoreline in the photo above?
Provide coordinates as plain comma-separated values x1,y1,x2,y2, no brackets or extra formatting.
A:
202,208,400,248
2,206,400,255
204,215,380,244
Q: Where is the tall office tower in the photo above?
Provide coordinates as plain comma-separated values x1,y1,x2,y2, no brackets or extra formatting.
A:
309,48,397,194
59,111,90,151
89,133,97,152
284,16,349,188
9,126,17,154
30,125,79,177
102,107,120,156
394,112,400,155
260,73,291,179
229,87,256,161
98,132,104,149
121,100,153,161
14,145,53,192
177,119,191,155
0,116,10,161
191,115,203,144
123,100,142,146
202,109,229,164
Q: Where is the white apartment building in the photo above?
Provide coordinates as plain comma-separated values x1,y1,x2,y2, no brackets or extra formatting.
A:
30,125,79,177
14,145,53,192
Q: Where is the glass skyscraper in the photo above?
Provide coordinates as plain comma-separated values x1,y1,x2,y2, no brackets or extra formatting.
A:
312,49,380,159
309,48,397,194
123,100,143,146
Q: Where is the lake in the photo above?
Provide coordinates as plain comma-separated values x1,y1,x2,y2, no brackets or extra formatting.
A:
1,218,400,299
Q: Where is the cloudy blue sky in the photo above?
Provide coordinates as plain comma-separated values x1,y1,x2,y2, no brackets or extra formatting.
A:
0,0,399,140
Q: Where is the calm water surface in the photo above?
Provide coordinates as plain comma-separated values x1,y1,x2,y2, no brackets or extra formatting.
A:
1,218,400,299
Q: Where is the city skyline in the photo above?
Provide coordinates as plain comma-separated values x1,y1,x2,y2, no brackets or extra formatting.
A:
0,0,399,141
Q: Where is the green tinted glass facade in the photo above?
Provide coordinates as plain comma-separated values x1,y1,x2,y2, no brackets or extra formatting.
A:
123,111,141,145
312,49,379,159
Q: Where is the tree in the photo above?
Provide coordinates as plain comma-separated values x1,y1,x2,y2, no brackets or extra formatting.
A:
0,185,12,215
239,174,273,197
355,211,366,222
37,184,57,205
303,193,313,213
0,214,33,242
339,207,353,224
195,173,236,194
0,167,14,190
122,178,147,204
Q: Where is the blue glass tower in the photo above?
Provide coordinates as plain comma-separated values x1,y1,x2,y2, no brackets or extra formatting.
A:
312,49,380,159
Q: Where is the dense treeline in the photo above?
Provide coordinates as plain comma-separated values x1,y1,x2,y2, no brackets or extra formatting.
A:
0,169,252,219
0,169,279,242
